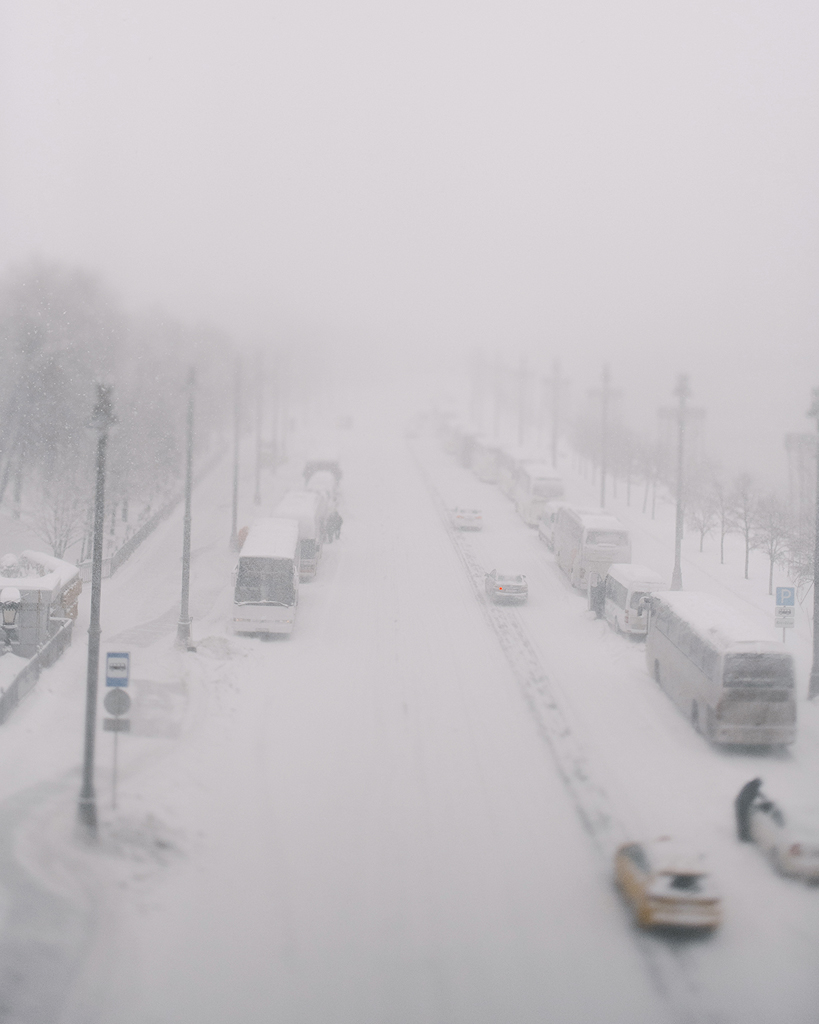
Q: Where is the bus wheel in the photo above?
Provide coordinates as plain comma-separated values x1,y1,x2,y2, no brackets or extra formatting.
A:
653,660,661,684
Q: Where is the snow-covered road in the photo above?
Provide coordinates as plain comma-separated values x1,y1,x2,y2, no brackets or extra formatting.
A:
0,408,818,1023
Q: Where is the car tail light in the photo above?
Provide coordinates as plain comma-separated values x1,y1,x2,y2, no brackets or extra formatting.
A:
624,611,630,624
790,844,803,857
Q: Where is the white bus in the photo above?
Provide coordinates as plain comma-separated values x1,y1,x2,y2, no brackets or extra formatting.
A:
553,507,631,590
497,447,537,498
513,462,565,526
305,469,338,505
232,518,300,635
272,490,325,580
603,563,664,636
645,591,796,746
471,438,502,483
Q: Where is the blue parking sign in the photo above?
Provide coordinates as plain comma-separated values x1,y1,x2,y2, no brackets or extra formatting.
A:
776,587,795,607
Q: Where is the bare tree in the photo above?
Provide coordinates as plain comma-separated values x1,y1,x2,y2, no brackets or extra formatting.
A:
711,476,734,564
27,472,90,560
686,482,718,552
753,493,793,596
732,473,758,580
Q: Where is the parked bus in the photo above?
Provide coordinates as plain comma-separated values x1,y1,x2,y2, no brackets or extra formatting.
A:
306,469,338,506
232,518,300,635
603,563,664,636
513,463,565,525
471,437,502,483
497,447,541,498
645,591,796,746
553,507,631,590
272,490,325,580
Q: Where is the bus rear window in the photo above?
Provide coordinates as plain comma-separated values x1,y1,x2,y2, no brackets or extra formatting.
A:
629,590,650,610
236,557,295,605
723,653,794,687
586,531,628,546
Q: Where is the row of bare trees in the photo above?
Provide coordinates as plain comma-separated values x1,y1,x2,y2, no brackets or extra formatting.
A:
571,402,806,597
685,472,793,591
0,259,231,558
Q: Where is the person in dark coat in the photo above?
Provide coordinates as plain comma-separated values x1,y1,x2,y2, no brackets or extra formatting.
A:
328,509,343,541
735,778,763,841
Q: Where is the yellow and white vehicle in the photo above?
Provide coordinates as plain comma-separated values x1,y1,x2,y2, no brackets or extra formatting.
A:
614,837,721,930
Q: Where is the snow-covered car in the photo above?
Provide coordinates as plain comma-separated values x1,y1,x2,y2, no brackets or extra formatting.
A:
449,507,483,530
747,794,819,883
485,570,528,604
614,837,721,930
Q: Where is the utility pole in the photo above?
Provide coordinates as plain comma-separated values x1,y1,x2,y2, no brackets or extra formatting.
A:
78,384,117,839
254,351,263,505
177,367,195,649
517,355,527,448
589,365,619,508
670,375,690,590
492,352,502,440
807,388,819,698
542,359,565,468
231,359,241,550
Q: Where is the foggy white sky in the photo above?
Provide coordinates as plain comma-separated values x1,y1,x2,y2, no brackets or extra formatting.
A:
1,0,817,481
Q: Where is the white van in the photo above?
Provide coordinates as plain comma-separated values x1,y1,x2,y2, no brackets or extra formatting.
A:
604,564,664,636
537,501,573,549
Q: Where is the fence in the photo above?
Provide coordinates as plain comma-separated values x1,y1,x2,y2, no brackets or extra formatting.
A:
79,446,226,583
5,447,226,722
0,618,73,725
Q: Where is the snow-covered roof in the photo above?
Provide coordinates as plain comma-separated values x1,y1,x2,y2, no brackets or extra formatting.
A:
240,518,300,560
607,563,664,587
272,491,323,537
306,470,337,492
519,463,562,481
0,551,79,593
564,509,627,532
651,590,782,648
645,837,708,874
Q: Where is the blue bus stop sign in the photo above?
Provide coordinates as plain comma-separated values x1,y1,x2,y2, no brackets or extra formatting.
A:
106,651,130,687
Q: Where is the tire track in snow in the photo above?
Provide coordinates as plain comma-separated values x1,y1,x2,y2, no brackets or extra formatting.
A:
409,441,727,1024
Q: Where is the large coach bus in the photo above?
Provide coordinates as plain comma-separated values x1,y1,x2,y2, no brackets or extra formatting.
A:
272,490,326,580
512,462,565,526
232,518,300,636
645,591,796,746
553,507,631,589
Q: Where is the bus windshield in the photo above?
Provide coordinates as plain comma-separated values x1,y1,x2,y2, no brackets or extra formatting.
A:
235,557,295,606
723,652,794,688
586,531,628,546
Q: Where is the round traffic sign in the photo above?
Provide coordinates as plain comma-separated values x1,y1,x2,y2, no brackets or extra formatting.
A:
104,688,131,716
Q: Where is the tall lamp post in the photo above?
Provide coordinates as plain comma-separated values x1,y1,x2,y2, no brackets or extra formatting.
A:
231,359,241,550
177,367,195,649
807,389,819,699
589,365,619,508
78,384,116,838
670,374,690,591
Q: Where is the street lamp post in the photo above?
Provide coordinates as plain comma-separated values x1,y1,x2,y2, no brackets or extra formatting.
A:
78,384,116,838
177,367,195,649
231,359,241,550
589,365,619,508
670,374,690,591
807,389,819,699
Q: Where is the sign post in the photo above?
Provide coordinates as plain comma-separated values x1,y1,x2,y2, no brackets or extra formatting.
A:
775,587,796,642
104,652,131,808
